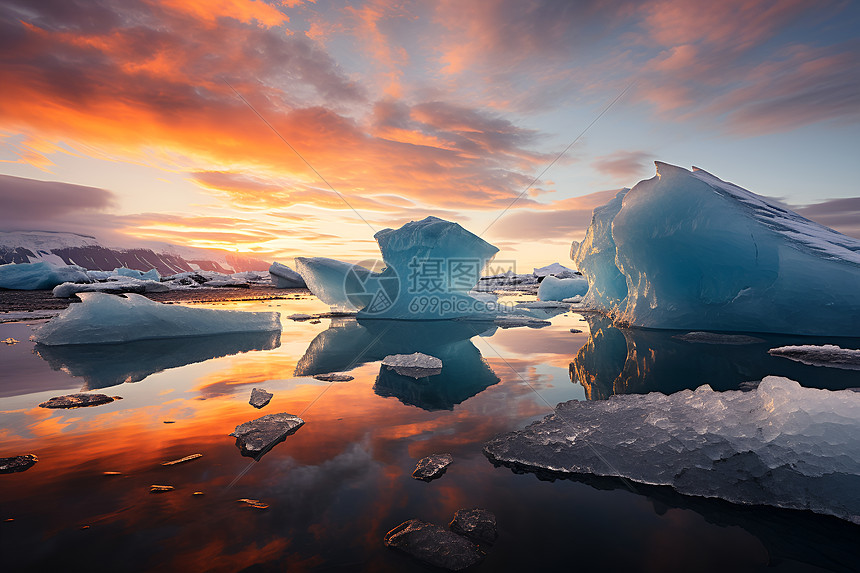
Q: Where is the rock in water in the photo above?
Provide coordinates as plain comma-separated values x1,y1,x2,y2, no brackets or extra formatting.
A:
485,376,860,524
0,454,38,474
38,393,116,409
382,353,443,378
449,508,497,545
573,162,860,336
384,519,485,570
230,413,304,458
412,453,453,481
768,344,860,370
249,388,273,408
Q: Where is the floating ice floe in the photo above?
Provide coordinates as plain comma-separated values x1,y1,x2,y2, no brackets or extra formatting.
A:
0,261,91,290
249,388,273,408
382,352,443,378
572,162,860,336
32,292,280,345
53,278,169,297
269,261,306,288
412,453,453,481
484,376,860,524
768,344,860,370
297,217,501,319
384,519,485,570
230,412,304,458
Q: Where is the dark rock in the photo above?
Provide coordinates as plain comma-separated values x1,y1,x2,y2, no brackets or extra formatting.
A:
384,519,484,571
0,454,38,474
569,328,583,333
230,412,304,458
38,393,116,409
449,508,497,545
249,388,273,409
313,373,354,382
412,453,453,481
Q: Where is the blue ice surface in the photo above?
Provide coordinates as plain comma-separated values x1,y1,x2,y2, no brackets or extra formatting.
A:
114,267,160,281
296,217,503,319
573,162,860,336
0,261,91,290
269,261,306,288
537,275,588,301
33,292,281,345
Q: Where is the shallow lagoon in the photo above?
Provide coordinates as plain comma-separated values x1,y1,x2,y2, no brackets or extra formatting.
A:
2,293,859,571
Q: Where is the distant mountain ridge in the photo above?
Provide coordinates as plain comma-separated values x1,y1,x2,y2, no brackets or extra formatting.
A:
0,231,270,274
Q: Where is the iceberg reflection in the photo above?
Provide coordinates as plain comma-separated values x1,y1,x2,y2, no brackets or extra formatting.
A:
571,315,860,399
296,318,500,410
35,331,281,390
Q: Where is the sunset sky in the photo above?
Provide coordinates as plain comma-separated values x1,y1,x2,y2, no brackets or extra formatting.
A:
1,0,858,270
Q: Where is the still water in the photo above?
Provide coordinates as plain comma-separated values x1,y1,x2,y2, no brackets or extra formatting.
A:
2,294,858,572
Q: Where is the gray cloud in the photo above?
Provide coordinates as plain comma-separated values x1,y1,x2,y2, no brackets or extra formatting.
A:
0,174,116,230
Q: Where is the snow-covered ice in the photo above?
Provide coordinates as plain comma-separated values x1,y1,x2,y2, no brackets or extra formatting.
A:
485,376,860,523
33,292,281,345
572,163,860,336
269,261,306,288
537,275,588,302
53,278,168,297
297,217,501,319
768,345,860,370
0,261,91,290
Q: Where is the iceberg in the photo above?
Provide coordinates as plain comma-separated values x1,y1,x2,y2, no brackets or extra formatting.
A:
485,377,860,524
33,292,281,345
296,217,500,319
537,275,588,302
269,261,306,288
573,163,860,336
533,263,575,277
53,278,168,297
0,261,91,290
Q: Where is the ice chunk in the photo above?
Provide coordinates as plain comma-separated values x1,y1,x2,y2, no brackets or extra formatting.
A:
0,261,91,290
32,292,280,345
573,163,860,336
485,376,860,524
230,412,304,458
382,352,443,378
269,261,306,288
768,345,860,370
412,453,453,481
537,275,588,302
249,388,273,408
53,278,168,298
297,217,501,319
114,267,160,281
449,508,497,545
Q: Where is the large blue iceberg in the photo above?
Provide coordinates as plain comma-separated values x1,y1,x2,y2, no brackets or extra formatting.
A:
0,261,91,290
573,162,860,336
33,292,281,345
296,217,501,319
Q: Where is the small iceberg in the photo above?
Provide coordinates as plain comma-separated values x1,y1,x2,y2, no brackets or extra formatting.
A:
269,261,306,288
296,217,501,319
0,261,91,290
537,275,588,302
33,292,280,345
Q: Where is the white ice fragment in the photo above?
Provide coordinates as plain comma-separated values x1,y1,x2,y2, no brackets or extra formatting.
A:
562,295,583,303
485,376,860,524
53,278,168,298
33,292,280,345
768,344,860,370
381,352,443,378
572,162,860,336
